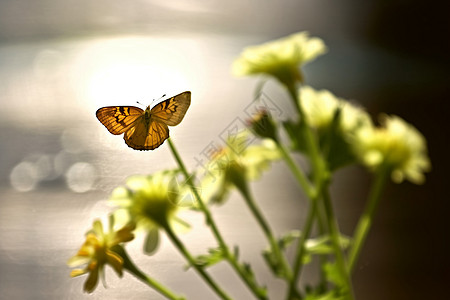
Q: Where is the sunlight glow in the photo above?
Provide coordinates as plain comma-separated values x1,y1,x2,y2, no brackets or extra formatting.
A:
71,36,196,109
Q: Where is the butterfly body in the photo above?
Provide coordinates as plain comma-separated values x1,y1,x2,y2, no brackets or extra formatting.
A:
96,91,191,150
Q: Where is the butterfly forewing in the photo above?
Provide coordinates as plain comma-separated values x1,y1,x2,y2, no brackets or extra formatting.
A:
151,91,191,126
96,106,144,135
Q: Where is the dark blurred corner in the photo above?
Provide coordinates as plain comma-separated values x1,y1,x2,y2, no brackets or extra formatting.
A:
351,1,450,299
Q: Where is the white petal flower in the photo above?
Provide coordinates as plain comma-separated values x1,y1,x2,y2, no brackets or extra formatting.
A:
351,115,431,184
110,171,184,229
232,32,327,85
200,130,280,204
299,85,371,131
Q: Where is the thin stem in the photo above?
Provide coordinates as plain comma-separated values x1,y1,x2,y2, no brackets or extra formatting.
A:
164,224,232,300
286,196,318,300
286,83,324,189
276,141,315,199
167,138,227,248
316,194,330,293
237,181,293,281
167,138,267,299
286,82,302,116
112,245,186,300
322,188,355,299
284,83,330,298
347,167,390,273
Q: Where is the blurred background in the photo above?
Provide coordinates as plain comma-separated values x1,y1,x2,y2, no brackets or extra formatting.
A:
0,0,448,299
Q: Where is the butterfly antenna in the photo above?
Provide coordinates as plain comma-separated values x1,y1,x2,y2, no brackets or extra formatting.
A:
150,94,167,105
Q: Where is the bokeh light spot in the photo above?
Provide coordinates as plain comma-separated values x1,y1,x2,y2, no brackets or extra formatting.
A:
9,162,39,192
65,162,97,193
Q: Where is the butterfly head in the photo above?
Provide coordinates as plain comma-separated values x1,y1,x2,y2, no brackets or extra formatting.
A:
144,105,152,121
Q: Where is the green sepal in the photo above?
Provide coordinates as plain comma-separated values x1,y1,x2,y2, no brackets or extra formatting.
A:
319,107,357,171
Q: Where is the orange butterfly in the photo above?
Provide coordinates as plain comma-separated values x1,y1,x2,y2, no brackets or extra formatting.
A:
96,91,191,150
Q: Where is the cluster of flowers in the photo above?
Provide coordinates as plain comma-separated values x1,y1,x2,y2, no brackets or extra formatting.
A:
68,31,430,298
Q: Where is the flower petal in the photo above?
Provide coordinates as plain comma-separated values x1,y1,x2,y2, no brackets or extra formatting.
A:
83,265,99,293
105,249,124,277
70,268,88,277
67,255,91,267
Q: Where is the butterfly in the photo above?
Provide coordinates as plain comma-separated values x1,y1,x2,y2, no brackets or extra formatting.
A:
96,91,191,150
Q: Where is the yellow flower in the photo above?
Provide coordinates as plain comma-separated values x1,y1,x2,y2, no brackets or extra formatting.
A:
67,217,135,293
232,32,327,85
201,130,280,204
351,115,431,184
299,85,371,132
110,171,185,228
110,170,189,253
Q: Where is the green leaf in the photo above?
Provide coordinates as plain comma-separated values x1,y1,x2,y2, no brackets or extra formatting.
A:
322,262,348,289
278,230,301,250
289,234,351,267
238,261,269,297
262,234,298,279
279,232,350,255
263,232,350,279
306,235,351,255
192,247,226,268
262,247,286,278
143,227,159,255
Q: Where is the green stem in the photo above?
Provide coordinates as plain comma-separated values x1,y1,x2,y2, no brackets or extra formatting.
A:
286,196,318,300
167,138,227,248
167,138,267,299
112,245,186,300
286,83,324,189
276,141,315,199
237,180,293,281
322,188,354,299
316,195,330,293
284,83,330,298
164,223,232,300
347,167,390,273
286,82,302,115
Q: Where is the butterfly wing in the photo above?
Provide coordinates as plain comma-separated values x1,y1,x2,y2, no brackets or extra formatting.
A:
124,119,169,150
96,106,144,135
96,91,190,151
151,91,191,126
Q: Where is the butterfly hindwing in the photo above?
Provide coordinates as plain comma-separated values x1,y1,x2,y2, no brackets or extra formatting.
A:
147,121,170,150
124,119,169,150
151,91,191,126
96,106,144,135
